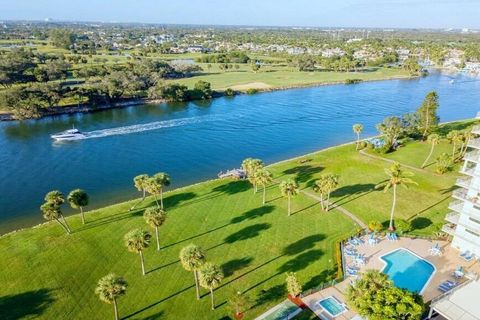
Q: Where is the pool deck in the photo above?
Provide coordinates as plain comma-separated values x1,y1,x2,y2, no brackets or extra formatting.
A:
301,235,480,319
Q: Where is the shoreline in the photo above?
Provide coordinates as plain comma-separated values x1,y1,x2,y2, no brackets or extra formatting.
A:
0,72,415,121
1,116,473,238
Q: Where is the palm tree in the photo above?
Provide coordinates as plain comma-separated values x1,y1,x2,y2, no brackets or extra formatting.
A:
44,190,65,206
143,207,166,251
254,168,273,205
314,174,339,211
179,244,206,300
421,133,439,168
67,189,89,224
124,229,151,276
198,262,224,310
447,130,462,162
460,131,473,157
130,174,149,210
95,273,128,320
40,201,71,234
146,173,171,209
242,158,264,192
279,179,299,216
375,162,417,231
352,124,363,150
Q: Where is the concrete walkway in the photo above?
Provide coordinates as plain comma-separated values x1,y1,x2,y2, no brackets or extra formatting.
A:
359,149,428,174
301,189,367,229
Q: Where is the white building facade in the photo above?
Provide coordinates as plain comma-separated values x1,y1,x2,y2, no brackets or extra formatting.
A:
445,119,480,256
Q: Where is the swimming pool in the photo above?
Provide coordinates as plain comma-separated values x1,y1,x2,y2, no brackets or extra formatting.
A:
380,248,435,293
317,296,347,317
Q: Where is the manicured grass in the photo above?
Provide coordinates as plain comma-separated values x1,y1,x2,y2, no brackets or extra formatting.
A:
0,121,467,319
168,66,411,91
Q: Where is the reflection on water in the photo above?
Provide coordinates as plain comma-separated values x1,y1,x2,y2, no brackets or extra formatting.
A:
1,72,480,233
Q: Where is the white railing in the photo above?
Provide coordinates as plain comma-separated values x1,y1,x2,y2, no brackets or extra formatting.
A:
430,279,473,306
472,124,480,133
468,138,480,148
445,212,460,224
460,166,476,176
456,176,472,188
453,188,469,200
448,200,464,213
464,150,480,162
441,223,457,235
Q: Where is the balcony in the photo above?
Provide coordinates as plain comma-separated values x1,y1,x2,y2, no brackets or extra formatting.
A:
459,165,476,176
472,124,480,135
448,200,464,213
441,223,457,236
445,211,460,224
456,176,472,189
464,150,480,163
452,188,469,201
467,138,480,149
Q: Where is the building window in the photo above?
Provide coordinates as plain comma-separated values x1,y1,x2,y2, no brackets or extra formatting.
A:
466,229,480,237
469,217,480,225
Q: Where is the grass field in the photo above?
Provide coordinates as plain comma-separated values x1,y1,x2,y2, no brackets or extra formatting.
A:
0,121,471,319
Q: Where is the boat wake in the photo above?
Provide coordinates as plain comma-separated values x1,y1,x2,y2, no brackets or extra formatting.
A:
72,115,219,140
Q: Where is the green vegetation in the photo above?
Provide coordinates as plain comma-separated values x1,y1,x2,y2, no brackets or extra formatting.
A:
0,120,475,319
347,270,424,320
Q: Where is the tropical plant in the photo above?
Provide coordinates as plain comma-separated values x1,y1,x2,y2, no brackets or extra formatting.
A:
95,273,128,320
228,290,249,318
285,272,302,297
447,130,462,161
347,270,424,320
143,206,166,251
460,130,473,157
416,91,439,138
253,168,273,205
314,174,339,211
436,152,452,174
421,133,439,168
131,174,149,210
279,179,299,216
146,172,171,209
40,201,71,234
67,189,89,224
368,220,383,232
198,262,224,310
376,116,403,151
124,229,151,276
375,163,417,230
352,124,363,150
394,219,412,234
179,244,206,300
44,190,65,206
241,158,264,192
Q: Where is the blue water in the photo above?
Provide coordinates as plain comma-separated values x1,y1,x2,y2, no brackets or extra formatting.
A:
1,71,480,233
318,297,346,316
381,248,435,293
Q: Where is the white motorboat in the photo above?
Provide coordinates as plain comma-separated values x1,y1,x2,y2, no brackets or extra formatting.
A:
51,126,86,141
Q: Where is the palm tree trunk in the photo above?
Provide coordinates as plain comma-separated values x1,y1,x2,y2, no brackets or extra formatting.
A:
80,206,85,224
262,185,266,205
210,288,215,310
320,194,324,210
389,184,397,230
356,132,360,150
422,143,435,168
154,194,160,208
54,217,70,234
60,215,71,234
452,142,457,162
113,298,119,320
287,194,291,216
194,270,200,300
160,188,164,209
155,226,160,251
113,298,120,320
142,188,146,201
130,188,147,210
326,192,331,211
139,251,146,276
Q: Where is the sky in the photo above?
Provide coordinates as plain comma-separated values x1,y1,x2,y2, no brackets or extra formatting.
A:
1,0,479,29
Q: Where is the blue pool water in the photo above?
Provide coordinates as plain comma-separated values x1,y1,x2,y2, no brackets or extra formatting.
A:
318,297,347,317
381,248,435,293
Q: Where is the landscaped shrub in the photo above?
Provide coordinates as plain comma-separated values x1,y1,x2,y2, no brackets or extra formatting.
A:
246,88,258,95
224,88,235,96
334,241,343,279
345,78,363,84
368,220,383,232
358,141,367,150
394,219,412,234
435,152,452,174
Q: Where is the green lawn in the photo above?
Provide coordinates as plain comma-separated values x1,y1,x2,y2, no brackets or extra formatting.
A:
0,121,468,319
168,66,411,91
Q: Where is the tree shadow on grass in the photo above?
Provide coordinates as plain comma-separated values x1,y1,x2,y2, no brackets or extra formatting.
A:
161,222,232,250
163,192,197,208
0,289,55,320
222,256,254,277
77,209,143,232
436,121,473,136
135,310,164,320
277,249,324,273
224,223,271,244
410,217,433,230
230,206,275,224
303,268,337,290
282,234,326,256
252,284,286,309
282,165,324,184
330,183,376,206
212,180,251,195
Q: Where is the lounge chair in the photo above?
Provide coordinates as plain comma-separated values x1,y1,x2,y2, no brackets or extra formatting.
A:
460,250,471,258
453,267,464,279
346,269,358,276
391,233,398,241
353,237,364,244
438,280,457,293
463,252,475,262
348,239,359,246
